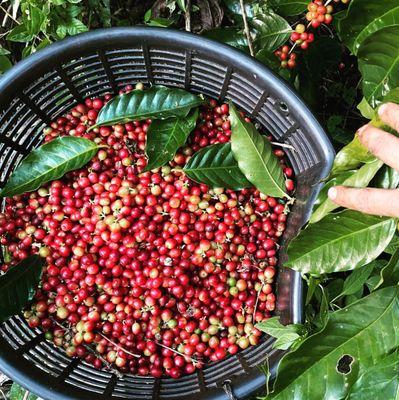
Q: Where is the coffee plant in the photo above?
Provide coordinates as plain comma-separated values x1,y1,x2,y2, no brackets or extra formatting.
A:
0,0,399,399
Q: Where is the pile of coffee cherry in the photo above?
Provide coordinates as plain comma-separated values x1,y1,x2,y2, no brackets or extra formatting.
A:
0,88,294,378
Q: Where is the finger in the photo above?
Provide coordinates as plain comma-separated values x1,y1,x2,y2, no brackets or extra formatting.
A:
378,102,399,132
357,124,399,171
328,186,399,218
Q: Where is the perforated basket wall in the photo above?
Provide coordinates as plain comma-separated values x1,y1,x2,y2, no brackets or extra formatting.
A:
0,28,334,400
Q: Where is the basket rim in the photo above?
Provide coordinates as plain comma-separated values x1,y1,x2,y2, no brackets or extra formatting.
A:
0,27,334,400
0,26,334,178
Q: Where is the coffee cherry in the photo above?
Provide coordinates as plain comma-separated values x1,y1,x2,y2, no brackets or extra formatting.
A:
0,90,294,379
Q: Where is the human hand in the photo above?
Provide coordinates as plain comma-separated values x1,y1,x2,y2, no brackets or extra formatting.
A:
327,102,399,218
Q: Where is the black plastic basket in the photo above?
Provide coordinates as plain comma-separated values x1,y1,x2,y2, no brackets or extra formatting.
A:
0,28,334,400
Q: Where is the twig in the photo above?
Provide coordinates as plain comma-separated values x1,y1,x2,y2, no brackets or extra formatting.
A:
0,4,19,25
50,318,125,377
97,331,140,358
82,344,123,378
11,0,21,20
51,318,71,332
270,141,297,152
156,341,204,365
322,23,334,38
289,42,298,55
331,303,342,311
252,283,264,323
264,355,271,397
1,3,9,27
0,387,8,400
0,31,10,39
239,0,255,57
184,0,191,32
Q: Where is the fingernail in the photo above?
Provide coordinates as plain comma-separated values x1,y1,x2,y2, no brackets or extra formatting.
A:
357,124,368,138
378,103,388,116
328,187,337,200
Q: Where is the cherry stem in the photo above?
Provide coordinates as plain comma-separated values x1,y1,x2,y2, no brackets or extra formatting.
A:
252,283,264,323
50,318,71,332
270,141,296,152
97,331,140,358
82,343,123,378
289,42,298,55
50,318,140,359
155,341,204,365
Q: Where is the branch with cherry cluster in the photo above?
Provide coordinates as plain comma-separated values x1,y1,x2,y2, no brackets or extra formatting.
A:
275,0,350,69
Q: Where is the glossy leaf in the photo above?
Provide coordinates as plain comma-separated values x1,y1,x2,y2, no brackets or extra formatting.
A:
94,86,203,128
0,137,100,197
348,351,399,400
270,0,308,17
145,16,175,28
9,383,38,400
326,115,352,145
0,56,12,73
376,248,399,290
325,278,344,301
229,102,287,197
331,135,376,174
256,317,303,350
313,285,329,330
383,87,399,104
7,24,34,43
310,159,383,223
338,0,399,54
333,10,347,28
374,165,399,189
0,256,44,323
312,170,355,210
256,49,291,81
344,288,365,306
358,26,399,107
357,97,376,120
256,49,281,71
177,0,186,11
88,0,111,27
204,28,249,52
287,210,397,275
184,143,252,190
334,262,375,300
268,286,399,400
365,260,388,292
145,109,198,171
251,10,292,52
221,0,258,24
385,235,399,255
0,46,10,56
26,5,46,36
305,276,320,305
